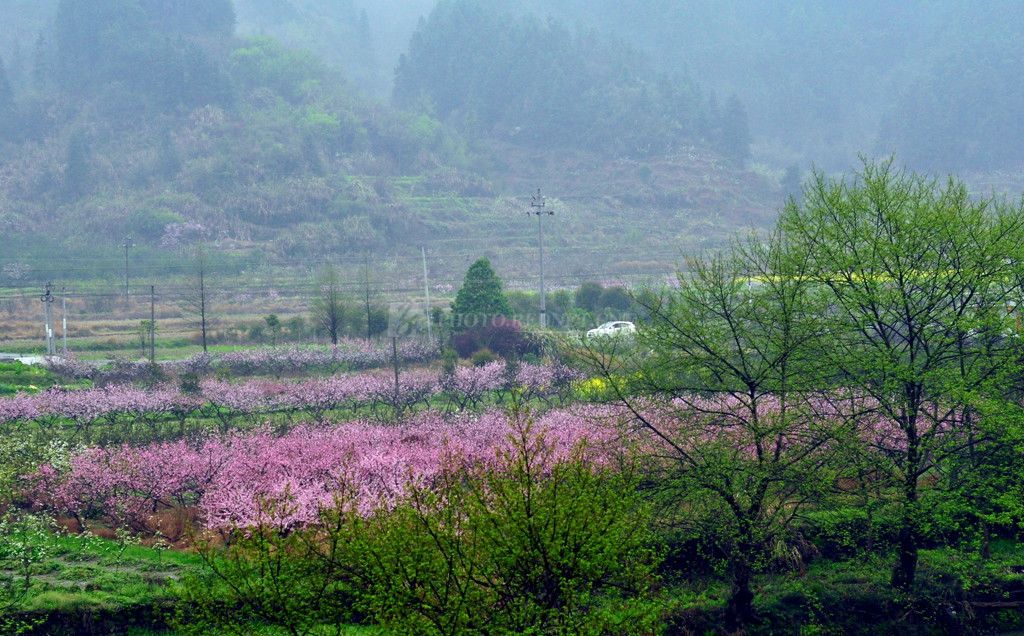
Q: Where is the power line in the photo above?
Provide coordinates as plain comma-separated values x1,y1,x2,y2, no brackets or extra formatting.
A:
4,241,693,263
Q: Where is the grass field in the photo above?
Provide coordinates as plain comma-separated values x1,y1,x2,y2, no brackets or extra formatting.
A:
0,361,73,394
3,524,385,635
8,526,1024,635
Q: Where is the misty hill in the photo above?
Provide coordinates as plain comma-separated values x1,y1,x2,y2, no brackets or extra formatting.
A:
4,0,1021,175
479,0,1024,174
394,0,749,164
0,0,774,287
155,1,1024,174
0,1,463,253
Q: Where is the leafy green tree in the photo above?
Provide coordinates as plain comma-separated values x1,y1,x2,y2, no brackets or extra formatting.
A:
598,286,631,314
229,37,326,102
935,414,1024,559
581,230,834,626
367,305,388,339
264,314,281,345
574,282,604,314
176,494,358,636
0,512,50,635
781,160,1024,589
451,258,511,331
547,289,574,328
343,412,661,634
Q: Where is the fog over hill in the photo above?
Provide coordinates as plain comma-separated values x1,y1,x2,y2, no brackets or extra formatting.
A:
0,0,1021,289
3,0,1022,174
235,0,1024,173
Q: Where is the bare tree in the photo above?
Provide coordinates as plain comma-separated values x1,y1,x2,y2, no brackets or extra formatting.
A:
312,265,344,345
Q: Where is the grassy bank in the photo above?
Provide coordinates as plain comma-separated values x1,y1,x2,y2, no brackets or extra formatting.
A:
8,529,1024,635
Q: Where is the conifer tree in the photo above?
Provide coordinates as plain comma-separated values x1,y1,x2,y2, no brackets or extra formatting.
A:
451,258,511,330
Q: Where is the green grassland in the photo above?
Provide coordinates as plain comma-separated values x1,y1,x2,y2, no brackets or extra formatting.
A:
2,526,384,635
7,527,1024,635
0,362,71,395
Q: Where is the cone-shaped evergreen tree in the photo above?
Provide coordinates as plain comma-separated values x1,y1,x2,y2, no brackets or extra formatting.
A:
451,258,511,330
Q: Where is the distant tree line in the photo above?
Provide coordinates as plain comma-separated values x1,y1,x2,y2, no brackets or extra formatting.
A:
877,14,1024,172
394,0,751,163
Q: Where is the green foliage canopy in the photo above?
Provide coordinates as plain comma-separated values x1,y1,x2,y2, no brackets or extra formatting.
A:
451,257,512,329
394,0,742,158
781,159,1024,589
53,0,234,112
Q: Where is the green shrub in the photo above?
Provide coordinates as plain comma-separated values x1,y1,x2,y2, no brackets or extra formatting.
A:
440,347,458,378
173,493,359,635
176,414,664,635
178,372,201,395
0,512,53,634
347,415,663,635
469,348,498,367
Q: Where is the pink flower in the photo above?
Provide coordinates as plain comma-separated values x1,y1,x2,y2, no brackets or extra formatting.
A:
31,408,620,530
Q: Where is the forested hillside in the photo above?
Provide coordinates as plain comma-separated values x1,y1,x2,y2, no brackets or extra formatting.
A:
0,1,470,258
394,0,750,163
503,0,1024,173
6,0,1020,288
0,0,769,286
4,1,1023,175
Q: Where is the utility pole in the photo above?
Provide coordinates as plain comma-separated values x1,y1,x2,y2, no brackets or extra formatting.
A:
530,189,554,329
40,282,55,356
421,246,433,343
61,286,68,356
149,285,156,364
123,236,134,298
